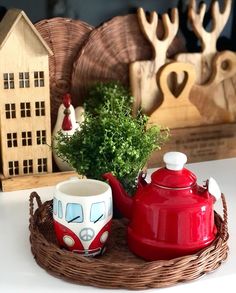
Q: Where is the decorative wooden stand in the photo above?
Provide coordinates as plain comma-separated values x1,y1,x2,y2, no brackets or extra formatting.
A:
0,170,81,192
149,122,236,168
130,0,236,167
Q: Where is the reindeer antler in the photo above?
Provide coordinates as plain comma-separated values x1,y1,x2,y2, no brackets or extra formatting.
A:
212,0,231,37
189,0,232,53
137,7,179,66
137,8,158,46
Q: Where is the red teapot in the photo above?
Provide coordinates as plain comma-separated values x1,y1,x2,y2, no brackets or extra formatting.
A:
103,152,221,261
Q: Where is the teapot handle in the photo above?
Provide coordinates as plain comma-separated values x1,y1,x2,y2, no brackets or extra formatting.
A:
207,177,221,202
217,193,228,242
205,179,228,241
137,170,148,188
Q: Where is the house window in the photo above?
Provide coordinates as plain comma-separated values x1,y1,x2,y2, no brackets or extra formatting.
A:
35,101,45,116
5,103,16,119
38,158,47,173
19,72,30,88
22,131,32,146
36,130,46,145
8,161,19,176
23,159,33,174
7,133,17,148
20,102,31,117
3,73,14,89
34,71,44,87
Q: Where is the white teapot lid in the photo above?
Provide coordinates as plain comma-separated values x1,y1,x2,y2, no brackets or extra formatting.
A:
163,152,187,171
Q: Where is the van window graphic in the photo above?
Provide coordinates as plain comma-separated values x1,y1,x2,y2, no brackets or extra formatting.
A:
66,203,83,223
58,200,63,219
90,202,105,223
53,197,57,215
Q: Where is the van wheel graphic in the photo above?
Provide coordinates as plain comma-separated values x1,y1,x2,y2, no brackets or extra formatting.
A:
79,228,95,241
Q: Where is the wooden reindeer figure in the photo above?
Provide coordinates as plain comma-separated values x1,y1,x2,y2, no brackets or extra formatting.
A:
129,7,179,116
178,0,236,121
175,0,232,84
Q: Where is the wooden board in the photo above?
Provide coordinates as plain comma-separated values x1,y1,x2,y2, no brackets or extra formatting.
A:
148,51,236,128
189,51,236,123
148,61,203,128
130,0,236,130
0,171,82,192
175,0,234,115
148,123,236,168
130,7,179,115
175,0,231,84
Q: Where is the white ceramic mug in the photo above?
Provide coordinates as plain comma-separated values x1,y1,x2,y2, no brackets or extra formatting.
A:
53,178,113,256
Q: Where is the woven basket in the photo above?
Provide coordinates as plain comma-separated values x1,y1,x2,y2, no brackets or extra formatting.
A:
71,13,185,106
29,192,229,290
34,18,93,128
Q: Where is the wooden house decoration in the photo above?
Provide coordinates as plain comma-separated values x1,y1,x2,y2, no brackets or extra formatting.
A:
0,9,53,180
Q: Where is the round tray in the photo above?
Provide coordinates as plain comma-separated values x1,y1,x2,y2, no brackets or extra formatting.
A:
29,192,229,290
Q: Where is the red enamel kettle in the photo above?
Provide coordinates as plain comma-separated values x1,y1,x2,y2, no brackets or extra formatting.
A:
103,152,221,260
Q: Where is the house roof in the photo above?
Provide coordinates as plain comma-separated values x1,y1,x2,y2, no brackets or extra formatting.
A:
0,8,53,55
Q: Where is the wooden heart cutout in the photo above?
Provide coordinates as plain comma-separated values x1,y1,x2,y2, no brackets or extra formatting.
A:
158,62,196,101
165,71,189,98
148,61,206,128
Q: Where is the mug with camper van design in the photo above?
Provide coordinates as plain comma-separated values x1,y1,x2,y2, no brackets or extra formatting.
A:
53,178,113,256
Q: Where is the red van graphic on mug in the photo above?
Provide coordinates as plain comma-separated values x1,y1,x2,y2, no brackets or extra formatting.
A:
53,179,113,256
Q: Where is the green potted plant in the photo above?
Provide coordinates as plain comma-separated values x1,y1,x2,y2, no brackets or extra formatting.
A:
54,82,169,195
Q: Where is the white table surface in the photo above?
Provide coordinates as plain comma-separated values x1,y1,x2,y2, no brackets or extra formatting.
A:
0,157,235,293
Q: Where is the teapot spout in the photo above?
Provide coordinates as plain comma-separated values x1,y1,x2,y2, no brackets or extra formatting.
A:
103,173,133,219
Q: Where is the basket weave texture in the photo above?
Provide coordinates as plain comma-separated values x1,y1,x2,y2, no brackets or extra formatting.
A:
71,14,185,105
29,192,229,290
34,18,93,128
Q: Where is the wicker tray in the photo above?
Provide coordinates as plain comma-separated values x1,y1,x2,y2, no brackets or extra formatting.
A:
29,192,229,290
